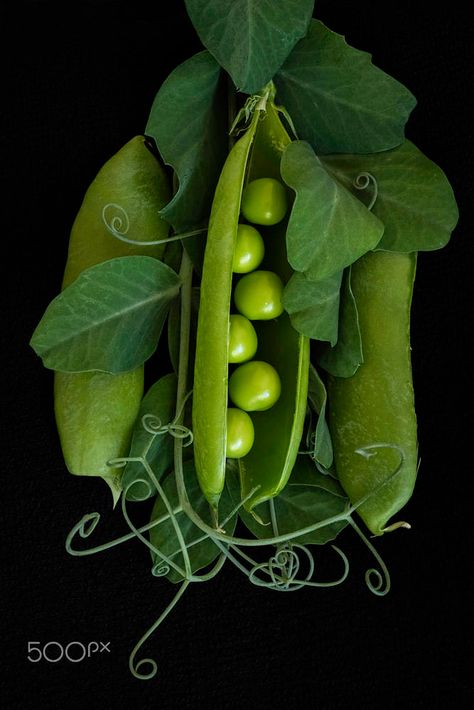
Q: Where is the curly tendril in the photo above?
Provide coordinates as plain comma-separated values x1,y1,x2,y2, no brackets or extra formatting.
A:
115,453,226,584
102,202,130,237
101,202,207,247
348,518,391,596
140,413,194,447
249,544,304,590
64,249,410,681
151,560,171,578
140,414,165,435
129,580,190,681
214,540,349,592
353,172,378,211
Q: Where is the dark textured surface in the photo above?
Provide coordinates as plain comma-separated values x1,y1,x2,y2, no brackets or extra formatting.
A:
1,2,472,707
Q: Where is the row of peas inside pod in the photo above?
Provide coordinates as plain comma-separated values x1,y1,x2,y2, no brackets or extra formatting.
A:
226,178,288,459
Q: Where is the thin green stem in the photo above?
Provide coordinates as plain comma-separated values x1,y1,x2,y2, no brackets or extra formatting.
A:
121,465,188,579
269,498,280,538
65,504,182,557
169,222,400,599
129,579,190,680
227,74,237,150
348,517,391,596
174,437,405,548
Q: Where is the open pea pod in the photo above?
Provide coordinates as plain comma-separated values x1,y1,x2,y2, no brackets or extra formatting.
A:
238,104,310,511
192,100,309,515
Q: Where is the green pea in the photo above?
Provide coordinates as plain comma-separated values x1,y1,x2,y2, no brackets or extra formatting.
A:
226,408,255,458
229,360,281,411
228,314,258,363
241,177,288,226
54,136,171,503
327,250,418,535
232,223,265,273
234,104,309,512
234,270,284,320
193,105,309,514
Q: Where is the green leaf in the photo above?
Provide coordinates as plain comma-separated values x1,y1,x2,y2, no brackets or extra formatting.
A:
149,461,237,583
322,140,459,252
228,457,348,545
307,364,333,470
30,256,181,374
275,20,416,154
288,456,346,498
185,0,313,95
146,51,227,233
283,269,342,345
281,141,384,281
318,266,363,378
122,374,178,502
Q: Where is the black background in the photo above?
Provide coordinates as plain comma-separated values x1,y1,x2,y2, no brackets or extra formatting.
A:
1,1,472,708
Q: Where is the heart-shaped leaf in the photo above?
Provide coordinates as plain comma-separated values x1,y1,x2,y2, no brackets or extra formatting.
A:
30,256,180,373
283,269,342,345
322,140,459,252
317,266,363,378
146,51,227,235
275,20,416,154
281,141,384,281
185,0,314,94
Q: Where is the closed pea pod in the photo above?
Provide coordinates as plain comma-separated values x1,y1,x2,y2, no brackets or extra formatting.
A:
327,250,418,535
28,2,461,678
192,113,260,512
54,136,171,503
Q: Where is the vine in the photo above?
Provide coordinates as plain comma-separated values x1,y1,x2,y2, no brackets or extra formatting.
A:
65,247,408,680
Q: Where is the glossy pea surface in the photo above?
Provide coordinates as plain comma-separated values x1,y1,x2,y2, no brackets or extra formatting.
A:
229,360,281,411
232,223,265,273
241,177,288,225
226,408,255,458
234,270,284,320
228,314,258,363
235,104,309,511
193,105,309,513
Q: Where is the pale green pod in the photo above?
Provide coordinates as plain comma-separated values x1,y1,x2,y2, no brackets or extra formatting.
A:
327,250,418,535
54,136,170,505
